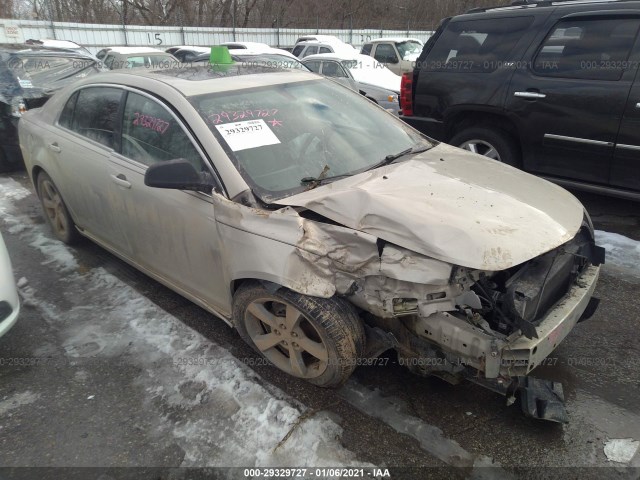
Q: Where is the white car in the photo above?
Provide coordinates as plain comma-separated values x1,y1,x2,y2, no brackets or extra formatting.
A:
0,231,19,338
361,37,424,75
292,40,357,59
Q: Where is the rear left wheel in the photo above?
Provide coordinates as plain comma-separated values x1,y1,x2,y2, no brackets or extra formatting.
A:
36,171,80,245
233,282,365,388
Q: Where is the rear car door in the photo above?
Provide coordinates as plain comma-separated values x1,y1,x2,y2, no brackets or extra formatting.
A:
107,89,228,311
506,15,640,185
51,86,125,245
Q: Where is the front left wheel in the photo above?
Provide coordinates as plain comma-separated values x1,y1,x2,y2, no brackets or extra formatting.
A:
233,282,365,388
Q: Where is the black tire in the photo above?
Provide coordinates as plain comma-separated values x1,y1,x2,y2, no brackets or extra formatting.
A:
233,282,366,388
36,171,81,245
450,127,521,167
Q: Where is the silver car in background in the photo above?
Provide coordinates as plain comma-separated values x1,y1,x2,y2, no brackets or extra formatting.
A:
302,53,401,114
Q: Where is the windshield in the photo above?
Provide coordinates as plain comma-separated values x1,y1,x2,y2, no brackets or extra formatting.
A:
13,55,100,89
190,79,431,202
396,41,422,60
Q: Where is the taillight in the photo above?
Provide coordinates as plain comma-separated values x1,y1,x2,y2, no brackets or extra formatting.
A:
10,99,27,117
400,72,413,116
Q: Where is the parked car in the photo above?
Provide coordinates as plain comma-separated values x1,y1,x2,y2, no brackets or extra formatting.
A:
221,41,272,50
25,38,95,59
361,37,423,75
0,231,20,339
102,47,177,69
294,35,345,45
0,44,104,171
401,0,640,200
194,49,308,70
292,40,357,59
172,46,210,62
302,53,401,114
19,65,603,421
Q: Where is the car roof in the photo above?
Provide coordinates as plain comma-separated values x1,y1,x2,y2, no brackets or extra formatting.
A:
302,52,368,62
222,41,271,48
79,66,318,97
174,46,211,53
105,47,167,54
0,44,94,58
368,37,423,44
463,0,640,15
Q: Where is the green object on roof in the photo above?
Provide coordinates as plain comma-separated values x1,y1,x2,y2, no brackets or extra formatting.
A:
210,46,234,65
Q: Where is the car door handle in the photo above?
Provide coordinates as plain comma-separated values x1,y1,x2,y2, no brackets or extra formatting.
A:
110,174,131,189
514,91,547,99
48,142,61,153
636,102,640,109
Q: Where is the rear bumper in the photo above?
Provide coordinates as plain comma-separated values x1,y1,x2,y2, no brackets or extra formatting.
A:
399,115,446,141
498,264,600,376
0,301,20,338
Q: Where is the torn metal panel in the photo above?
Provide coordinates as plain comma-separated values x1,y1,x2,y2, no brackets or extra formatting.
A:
278,143,584,271
213,193,459,311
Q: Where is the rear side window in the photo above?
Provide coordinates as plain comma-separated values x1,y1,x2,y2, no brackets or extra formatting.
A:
425,17,534,73
70,87,123,148
319,47,332,54
361,43,373,55
121,92,205,170
304,60,321,73
533,19,640,81
59,91,78,129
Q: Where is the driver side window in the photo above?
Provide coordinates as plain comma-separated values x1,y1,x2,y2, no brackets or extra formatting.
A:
121,92,206,170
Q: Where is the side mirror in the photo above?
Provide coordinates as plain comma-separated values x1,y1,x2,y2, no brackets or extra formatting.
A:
144,159,215,193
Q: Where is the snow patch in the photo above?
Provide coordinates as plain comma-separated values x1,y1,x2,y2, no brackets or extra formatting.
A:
604,438,639,464
0,176,371,469
595,230,640,278
0,391,41,416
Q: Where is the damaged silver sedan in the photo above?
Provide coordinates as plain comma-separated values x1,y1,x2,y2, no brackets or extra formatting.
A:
18,65,604,422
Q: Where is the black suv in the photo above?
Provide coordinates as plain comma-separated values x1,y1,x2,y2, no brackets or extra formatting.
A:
400,0,640,200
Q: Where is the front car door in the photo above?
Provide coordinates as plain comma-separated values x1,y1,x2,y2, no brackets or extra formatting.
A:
611,52,640,193
373,43,401,74
107,89,229,312
319,60,358,91
506,15,640,185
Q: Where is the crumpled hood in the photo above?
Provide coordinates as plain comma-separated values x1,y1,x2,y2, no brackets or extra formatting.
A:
279,143,584,271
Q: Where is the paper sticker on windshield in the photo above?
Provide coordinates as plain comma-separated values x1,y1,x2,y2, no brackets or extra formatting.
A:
215,119,280,152
18,78,33,88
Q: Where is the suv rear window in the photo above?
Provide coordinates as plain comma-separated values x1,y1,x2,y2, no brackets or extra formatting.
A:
533,19,640,81
423,17,534,73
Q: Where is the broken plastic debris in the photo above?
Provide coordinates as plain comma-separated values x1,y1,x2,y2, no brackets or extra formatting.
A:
604,438,639,464
16,277,28,288
87,395,95,400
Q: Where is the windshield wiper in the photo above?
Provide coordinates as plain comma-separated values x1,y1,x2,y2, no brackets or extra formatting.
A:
300,165,354,190
366,145,432,172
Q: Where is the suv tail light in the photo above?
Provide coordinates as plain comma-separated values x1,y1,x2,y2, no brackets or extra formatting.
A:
400,72,413,116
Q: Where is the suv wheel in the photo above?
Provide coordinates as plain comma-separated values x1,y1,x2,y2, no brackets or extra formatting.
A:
233,282,365,388
450,127,521,166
